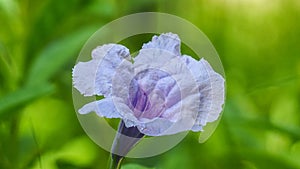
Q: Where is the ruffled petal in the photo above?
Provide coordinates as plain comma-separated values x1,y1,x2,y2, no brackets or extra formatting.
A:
181,55,225,127
78,98,121,118
137,118,174,136
134,33,181,73
134,48,176,73
72,44,131,97
137,106,198,136
198,59,225,122
91,44,131,61
142,32,181,56
158,56,201,122
94,44,131,97
111,60,134,101
72,60,98,96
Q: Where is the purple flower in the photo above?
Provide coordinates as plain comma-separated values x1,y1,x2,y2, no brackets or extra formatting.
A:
72,33,225,136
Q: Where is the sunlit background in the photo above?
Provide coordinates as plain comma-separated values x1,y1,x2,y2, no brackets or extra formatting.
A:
1,0,300,169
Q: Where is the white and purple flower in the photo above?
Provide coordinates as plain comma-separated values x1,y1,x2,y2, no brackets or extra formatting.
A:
72,33,225,136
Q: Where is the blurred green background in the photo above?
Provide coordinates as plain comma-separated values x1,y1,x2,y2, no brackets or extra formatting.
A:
1,0,300,169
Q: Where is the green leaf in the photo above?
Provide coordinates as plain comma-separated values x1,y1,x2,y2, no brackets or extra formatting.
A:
26,26,97,86
240,149,300,169
122,164,155,169
18,97,81,168
55,136,98,167
0,83,54,117
27,136,98,169
19,97,79,149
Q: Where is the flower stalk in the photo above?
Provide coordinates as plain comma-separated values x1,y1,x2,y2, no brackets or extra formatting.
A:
108,120,144,169
108,154,123,169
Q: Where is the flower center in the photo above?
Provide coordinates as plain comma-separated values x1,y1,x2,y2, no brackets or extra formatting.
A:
129,69,172,121
131,86,150,113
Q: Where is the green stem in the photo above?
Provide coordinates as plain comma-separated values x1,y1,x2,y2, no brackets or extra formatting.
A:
107,120,144,169
108,154,124,169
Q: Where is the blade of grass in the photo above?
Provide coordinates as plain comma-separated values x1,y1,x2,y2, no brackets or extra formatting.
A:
26,26,98,86
0,83,54,117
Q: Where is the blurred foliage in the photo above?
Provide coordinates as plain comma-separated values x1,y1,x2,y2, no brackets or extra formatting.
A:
0,0,300,169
